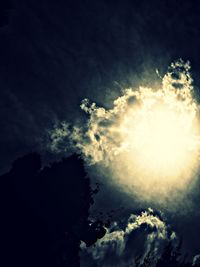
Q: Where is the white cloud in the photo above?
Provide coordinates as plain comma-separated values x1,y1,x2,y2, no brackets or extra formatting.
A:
48,59,200,206
80,209,176,267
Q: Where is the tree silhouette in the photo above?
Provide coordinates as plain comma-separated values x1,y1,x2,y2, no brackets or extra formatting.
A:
0,153,105,267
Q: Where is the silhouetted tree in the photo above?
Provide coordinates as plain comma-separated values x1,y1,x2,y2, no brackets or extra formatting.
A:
0,0,12,26
0,153,105,267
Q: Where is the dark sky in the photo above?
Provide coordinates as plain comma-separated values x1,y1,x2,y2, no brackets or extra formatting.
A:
2,0,200,172
2,0,200,266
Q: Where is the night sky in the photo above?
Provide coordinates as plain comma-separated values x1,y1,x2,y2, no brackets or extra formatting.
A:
2,1,200,266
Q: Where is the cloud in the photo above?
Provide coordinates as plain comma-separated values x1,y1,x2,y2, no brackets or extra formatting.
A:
80,208,176,267
193,254,200,266
48,59,200,207
49,59,196,163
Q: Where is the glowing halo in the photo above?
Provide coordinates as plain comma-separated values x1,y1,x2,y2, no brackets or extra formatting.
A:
120,86,199,181
49,59,200,204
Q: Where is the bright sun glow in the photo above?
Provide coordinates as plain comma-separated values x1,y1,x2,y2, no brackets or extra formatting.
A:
121,87,199,180
50,59,200,203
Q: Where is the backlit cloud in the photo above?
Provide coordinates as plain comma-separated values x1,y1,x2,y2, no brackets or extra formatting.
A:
48,59,200,205
80,209,176,267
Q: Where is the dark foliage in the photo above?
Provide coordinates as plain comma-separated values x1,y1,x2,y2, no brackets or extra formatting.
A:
0,0,12,26
0,153,106,267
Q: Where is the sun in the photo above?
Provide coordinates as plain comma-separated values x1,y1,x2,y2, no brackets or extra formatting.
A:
100,60,200,201
121,88,199,180
110,61,200,201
